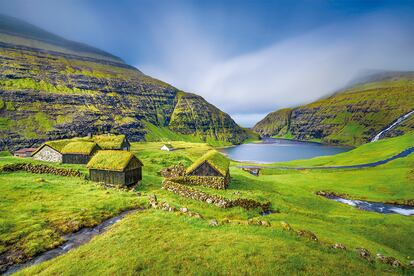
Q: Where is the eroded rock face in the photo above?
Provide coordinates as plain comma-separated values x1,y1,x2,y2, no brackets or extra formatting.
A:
0,44,247,150
253,73,414,146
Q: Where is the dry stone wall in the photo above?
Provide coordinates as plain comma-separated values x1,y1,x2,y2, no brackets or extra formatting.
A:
1,163,84,178
168,176,228,190
162,180,270,212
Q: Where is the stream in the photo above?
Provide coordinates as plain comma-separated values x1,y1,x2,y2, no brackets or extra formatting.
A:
324,195,414,216
371,110,414,142
3,209,137,275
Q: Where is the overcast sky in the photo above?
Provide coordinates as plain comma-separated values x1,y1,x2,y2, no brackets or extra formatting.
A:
1,0,414,126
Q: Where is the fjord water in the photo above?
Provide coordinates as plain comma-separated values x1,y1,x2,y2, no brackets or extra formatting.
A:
219,138,350,163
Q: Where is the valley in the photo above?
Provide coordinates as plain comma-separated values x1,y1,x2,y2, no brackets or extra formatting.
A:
0,8,413,276
1,134,414,275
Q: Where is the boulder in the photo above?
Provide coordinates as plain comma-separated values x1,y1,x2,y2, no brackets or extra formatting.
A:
332,243,346,250
356,248,371,259
210,219,219,227
280,221,292,231
296,229,318,241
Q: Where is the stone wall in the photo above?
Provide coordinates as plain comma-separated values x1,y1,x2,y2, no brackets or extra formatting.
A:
1,163,84,178
33,146,62,163
168,176,228,190
160,164,229,190
162,180,270,212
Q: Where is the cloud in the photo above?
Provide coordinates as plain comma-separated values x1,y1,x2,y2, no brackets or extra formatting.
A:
139,12,414,127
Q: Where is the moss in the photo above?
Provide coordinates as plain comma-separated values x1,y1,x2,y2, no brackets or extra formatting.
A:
61,142,97,154
114,115,136,125
0,78,97,95
93,134,127,150
186,150,229,176
5,101,15,111
45,139,83,152
34,112,54,132
0,117,11,131
87,150,140,171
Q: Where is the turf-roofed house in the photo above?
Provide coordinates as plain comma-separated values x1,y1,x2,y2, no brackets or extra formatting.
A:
62,141,100,164
31,134,130,163
87,151,143,186
93,134,130,151
186,150,231,189
31,140,70,163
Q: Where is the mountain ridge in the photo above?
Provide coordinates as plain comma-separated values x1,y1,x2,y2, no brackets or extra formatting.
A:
0,15,248,150
253,72,414,146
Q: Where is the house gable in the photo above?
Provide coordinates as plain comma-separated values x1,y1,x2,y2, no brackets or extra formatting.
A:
187,160,224,177
32,145,62,163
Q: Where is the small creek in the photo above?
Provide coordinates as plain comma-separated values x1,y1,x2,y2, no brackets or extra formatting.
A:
324,195,414,216
4,209,137,275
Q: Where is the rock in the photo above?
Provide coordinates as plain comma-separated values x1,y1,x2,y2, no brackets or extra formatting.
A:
409,260,414,267
391,259,403,267
210,219,218,226
356,248,371,259
332,243,346,250
193,213,202,219
180,207,188,213
149,195,157,202
296,230,318,241
280,221,292,231
260,221,270,227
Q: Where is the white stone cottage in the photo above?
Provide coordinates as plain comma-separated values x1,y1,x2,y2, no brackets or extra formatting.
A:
160,144,174,151
32,144,62,163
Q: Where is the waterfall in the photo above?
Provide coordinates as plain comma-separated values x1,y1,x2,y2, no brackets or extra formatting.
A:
371,110,414,142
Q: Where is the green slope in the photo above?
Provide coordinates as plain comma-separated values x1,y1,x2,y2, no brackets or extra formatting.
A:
0,15,247,150
2,139,411,274
253,73,414,146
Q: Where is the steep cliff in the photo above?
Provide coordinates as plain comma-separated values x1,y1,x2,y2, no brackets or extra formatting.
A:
253,73,414,146
0,15,247,150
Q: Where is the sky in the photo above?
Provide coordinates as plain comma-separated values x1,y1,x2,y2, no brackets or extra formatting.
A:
1,0,414,127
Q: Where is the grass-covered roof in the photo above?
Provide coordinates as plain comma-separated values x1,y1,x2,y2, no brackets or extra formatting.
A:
61,141,98,155
87,150,141,171
186,150,229,176
93,134,127,150
32,134,128,156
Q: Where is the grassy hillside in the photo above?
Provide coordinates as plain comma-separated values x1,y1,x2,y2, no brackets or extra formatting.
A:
253,74,414,146
0,16,248,150
272,131,414,167
1,137,413,274
0,171,142,270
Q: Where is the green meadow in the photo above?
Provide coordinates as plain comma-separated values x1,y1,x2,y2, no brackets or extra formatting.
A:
1,135,413,275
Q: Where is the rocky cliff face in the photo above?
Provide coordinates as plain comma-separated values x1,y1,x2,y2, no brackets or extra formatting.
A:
0,16,247,150
253,73,414,146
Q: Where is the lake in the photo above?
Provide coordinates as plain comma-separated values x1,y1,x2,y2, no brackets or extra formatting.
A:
219,138,351,163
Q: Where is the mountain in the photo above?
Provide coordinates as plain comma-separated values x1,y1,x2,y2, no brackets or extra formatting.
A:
253,72,414,146
0,15,248,150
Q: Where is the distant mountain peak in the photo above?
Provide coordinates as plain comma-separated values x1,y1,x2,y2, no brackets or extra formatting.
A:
0,14,123,63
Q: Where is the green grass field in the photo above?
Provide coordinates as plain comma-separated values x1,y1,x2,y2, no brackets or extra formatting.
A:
1,135,414,275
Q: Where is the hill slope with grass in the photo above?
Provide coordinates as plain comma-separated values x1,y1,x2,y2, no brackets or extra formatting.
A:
253,72,414,146
0,15,248,150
